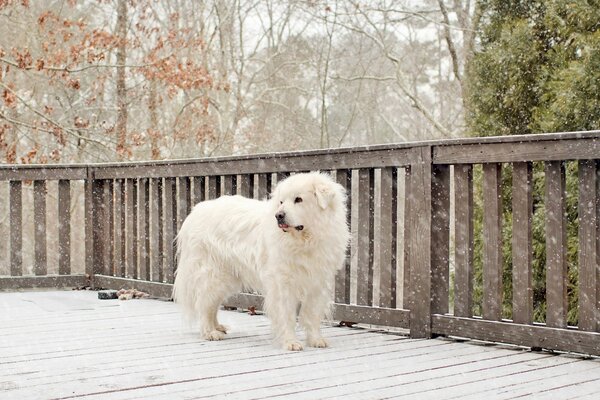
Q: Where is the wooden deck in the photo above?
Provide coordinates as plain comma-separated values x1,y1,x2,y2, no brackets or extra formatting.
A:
1,291,599,400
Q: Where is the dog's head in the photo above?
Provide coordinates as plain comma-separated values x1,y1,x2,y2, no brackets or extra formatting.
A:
270,172,346,235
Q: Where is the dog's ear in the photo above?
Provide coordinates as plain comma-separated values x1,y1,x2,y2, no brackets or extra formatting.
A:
314,183,335,210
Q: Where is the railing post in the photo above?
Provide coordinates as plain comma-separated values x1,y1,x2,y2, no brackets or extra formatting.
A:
408,146,433,338
85,168,108,285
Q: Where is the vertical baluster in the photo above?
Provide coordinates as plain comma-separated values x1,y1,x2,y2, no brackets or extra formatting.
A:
378,167,397,308
178,177,191,230
238,174,253,198
356,168,374,306
193,176,205,204
454,164,474,317
402,167,412,309
257,174,270,199
125,179,136,278
207,176,220,199
139,178,150,281
150,178,161,282
58,180,71,276
163,177,176,283
223,175,237,196
545,161,568,328
85,175,94,278
482,163,503,321
578,160,598,332
103,180,113,276
33,180,47,276
335,169,352,305
512,162,533,324
113,179,125,277
9,181,22,276
431,165,450,315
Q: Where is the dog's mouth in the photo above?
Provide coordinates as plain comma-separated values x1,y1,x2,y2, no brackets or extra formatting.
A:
278,224,304,232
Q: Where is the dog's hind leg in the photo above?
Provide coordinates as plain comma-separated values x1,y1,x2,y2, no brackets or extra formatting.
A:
194,271,238,341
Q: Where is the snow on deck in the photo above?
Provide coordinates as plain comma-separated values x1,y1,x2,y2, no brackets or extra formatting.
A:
1,290,599,400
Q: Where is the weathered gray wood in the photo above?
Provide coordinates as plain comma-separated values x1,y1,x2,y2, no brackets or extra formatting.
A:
276,171,290,184
139,178,150,281
192,176,205,204
177,177,191,230
356,168,374,306
434,137,600,164
545,161,568,328
93,275,173,299
225,292,410,329
84,175,94,278
113,179,125,277
102,180,113,276
432,314,600,356
335,169,351,305
9,181,23,276
0,166,87,181
512,162,533,324
125,179,136,279
408,147,433,338
431,164,450,315
482,163,503,321
403,167,412,309
92,147,420,179
257,174,270,200
378,167,396,308
0,275,88,290
578,160,598,332
207,175,220,199
33,181,47,276
223,175,237,196
149,179,161,282
156,178,164,282
58,180,71,275
238,174,253,198
91,180,104,276
163,177,176,283
453,164,474,317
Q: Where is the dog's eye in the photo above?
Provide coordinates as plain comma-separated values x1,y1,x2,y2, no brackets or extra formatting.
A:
280,201,283,205
294,197,303,204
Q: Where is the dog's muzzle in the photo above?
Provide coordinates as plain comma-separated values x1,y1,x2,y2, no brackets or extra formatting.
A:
276,212,303,232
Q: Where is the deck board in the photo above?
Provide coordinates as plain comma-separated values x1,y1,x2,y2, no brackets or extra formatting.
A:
1,291,599,399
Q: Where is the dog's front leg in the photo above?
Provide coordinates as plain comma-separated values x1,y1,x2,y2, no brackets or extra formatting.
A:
299,290,330,348
264,286,302,351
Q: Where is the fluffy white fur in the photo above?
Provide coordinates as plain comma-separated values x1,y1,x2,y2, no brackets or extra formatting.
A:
172,172,349,351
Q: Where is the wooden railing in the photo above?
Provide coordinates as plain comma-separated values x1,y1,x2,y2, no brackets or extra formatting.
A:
1,131,599,356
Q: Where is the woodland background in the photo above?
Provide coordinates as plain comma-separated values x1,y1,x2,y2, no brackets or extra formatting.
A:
1,0,599,324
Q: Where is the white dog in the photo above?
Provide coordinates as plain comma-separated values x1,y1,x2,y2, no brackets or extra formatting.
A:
172,172,349,351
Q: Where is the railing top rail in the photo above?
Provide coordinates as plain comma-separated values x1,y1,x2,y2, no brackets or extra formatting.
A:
0,131,598,178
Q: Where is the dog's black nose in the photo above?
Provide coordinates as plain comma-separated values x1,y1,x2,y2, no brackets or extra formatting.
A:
275,211,286,222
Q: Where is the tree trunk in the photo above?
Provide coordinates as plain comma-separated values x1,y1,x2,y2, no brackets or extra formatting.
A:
115,0,128,159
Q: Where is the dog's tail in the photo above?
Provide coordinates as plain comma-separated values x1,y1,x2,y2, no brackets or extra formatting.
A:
172,227,199,321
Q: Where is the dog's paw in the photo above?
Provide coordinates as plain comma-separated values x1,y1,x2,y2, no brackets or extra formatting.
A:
203,330,225,341
284,340,304,351
215,324,228,334
307,337,328,348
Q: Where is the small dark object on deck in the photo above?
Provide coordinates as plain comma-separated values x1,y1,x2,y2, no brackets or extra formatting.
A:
339,321,357,328
248,306,257,315
531,346,544,352
98,290,118,300
223,306,237,311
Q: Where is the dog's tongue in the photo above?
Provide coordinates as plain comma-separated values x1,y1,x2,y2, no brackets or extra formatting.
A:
278,223,289,230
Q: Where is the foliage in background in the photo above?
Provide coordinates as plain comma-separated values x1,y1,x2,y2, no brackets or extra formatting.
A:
467,0,599,325
0,0,476,164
